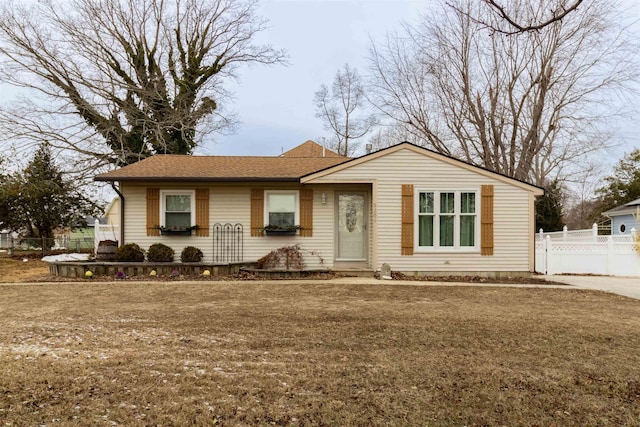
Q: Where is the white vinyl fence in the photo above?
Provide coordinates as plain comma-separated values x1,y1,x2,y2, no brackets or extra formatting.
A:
535,224,640,277
94,220,120,254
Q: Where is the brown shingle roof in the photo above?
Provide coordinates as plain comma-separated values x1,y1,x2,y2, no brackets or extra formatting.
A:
280,140,345,158
95,154,349,182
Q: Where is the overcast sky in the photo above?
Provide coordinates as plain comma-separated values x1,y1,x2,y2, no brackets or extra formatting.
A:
1,0,637,163
197,0,640,163
197,0,425,156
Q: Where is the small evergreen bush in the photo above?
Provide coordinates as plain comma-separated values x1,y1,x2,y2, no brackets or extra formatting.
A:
114,243,145,262
181,246,203,262
147,243,174,262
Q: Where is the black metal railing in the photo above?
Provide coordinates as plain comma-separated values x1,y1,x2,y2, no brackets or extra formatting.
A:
212,223,243,263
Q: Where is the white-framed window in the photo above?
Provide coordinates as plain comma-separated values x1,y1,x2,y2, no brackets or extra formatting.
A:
160,190,195,228
416,190,479,251
264,191,299,227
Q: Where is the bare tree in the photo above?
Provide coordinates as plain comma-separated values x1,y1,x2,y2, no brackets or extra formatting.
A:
366,125,416,152
448,0,584,35
369,0,637,185
0,0,285,170
314,64,377,157
562,161,606,230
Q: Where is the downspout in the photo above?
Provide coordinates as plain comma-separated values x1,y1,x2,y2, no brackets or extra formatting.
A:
110,182,125,246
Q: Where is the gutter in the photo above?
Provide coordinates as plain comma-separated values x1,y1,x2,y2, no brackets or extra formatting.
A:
95,176,302,183
110,182,125,246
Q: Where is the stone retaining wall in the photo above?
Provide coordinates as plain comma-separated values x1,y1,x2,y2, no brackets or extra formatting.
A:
49,261,254,278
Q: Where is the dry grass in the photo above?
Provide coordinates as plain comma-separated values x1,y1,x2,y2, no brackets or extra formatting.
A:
0,253,50,283
0,282,639,426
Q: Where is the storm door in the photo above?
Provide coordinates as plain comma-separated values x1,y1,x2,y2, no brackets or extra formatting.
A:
336,192,367,261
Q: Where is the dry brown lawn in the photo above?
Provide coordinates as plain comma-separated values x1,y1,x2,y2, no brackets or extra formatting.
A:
0,252,50,282
0,281,639,426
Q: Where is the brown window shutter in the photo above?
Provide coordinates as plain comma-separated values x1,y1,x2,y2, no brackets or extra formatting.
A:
481,184,494,256
401,184,414,255
146,188,160,236
299,189,313,237
195,188,209,237
250,188,264,237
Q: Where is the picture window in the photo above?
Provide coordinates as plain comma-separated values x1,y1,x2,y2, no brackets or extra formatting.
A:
417,190,478,250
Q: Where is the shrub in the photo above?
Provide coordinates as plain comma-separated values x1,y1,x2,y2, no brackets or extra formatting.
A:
181,246,203,263
147,243,175,262
114,243,145,262
256,245,305,270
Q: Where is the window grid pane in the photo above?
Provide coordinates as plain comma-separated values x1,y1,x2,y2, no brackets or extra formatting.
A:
418,215,434,246
166,212,191,227
440,215,454,246
269,194,295,213
460,215,475,246
166,195,191,212
461,192,475,213
440,193,454,213
419,192,434,214
269,212,295,227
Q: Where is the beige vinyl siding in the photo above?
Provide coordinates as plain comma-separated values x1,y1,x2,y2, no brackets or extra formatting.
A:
121,182,335,269
305,148,534,273
104,197,120,226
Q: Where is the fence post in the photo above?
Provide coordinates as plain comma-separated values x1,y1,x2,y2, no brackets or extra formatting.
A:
607,236,614,275
592,223,598,241
94,219,100,255
634,229,640,275
562,225,568,241
545,236,552,275
538,228,544,242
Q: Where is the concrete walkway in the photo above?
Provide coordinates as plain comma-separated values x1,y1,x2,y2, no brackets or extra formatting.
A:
327,276,640,300
544,275,640,300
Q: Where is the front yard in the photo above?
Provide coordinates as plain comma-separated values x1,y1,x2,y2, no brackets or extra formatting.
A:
0,252,50,283
0,281,639,426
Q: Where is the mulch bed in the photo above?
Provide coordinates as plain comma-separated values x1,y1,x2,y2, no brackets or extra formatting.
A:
26,271,339,283
387,271,567,285
23,270,566,285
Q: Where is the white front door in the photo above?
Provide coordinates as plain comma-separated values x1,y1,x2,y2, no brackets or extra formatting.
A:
336,192,367,261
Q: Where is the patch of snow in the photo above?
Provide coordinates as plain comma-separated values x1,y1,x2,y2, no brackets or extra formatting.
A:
42,253,91,262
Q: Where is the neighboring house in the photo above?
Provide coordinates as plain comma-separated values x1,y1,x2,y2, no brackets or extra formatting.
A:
602,198,640,235
69,216,97,246
52,216,99,250
104,197,121,226
95,140,544,276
